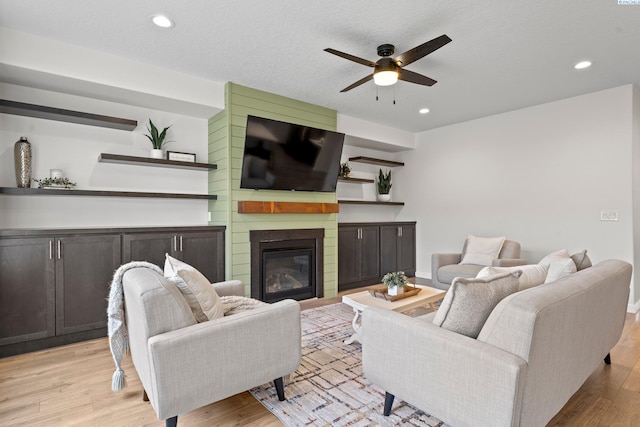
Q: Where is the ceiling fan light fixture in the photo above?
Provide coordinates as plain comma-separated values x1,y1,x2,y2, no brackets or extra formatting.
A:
373,70,399,86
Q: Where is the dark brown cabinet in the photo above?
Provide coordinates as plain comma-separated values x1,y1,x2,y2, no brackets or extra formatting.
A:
338,222,416,291
122,229,225,283
338,224,380,291
380,223,416,277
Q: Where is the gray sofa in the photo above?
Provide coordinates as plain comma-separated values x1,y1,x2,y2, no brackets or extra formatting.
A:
431,239,526,289
121,267,301,426
362,259,631,427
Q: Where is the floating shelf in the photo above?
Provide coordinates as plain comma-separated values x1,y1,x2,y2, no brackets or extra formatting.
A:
0,187,216,200
0,99,138,131
338,200,404,206
238,201,339,214
98,153,216,171
348,156,404,167
337,176,375,184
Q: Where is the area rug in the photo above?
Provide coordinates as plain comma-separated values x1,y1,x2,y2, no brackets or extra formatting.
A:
249,303,447,426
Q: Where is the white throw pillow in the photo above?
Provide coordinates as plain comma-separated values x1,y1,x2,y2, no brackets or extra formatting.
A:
459,235,506,266
164,254,224,322
477,264,549,291
432,270,521,338
539,249,577,283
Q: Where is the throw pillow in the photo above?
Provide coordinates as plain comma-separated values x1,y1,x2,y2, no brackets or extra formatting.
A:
459,235,506,266
571,249,592,271
477,264,549,291
432,270,521,338
539,249,577,283
164,254,224,322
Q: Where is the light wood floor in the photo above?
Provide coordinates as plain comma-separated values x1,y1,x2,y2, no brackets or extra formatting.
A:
1,287,639,427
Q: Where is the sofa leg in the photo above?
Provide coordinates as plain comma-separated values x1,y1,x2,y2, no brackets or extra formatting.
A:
165,416,177,427
383,392,395,416
604,353,611,365
274,377,285,401
142,390,149,401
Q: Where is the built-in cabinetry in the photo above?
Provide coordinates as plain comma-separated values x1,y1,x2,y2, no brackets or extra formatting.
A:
338,222,416,291
0,225,225,357
337,156,405,206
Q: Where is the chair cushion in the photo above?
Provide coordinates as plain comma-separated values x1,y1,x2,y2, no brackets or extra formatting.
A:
437,263,484,285
460,235,506,266
164,254,224,322
540,249,577,283
477,264,549,291
433,270,521,338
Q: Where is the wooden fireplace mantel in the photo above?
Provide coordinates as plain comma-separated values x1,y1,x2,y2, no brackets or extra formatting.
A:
238,201,339,214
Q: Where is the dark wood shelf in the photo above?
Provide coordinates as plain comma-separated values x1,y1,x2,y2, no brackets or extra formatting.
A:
338,176,375,184
338,200,404,206
0,187,216,200
348,156,404,167
98,153,216,171
0,99,137,131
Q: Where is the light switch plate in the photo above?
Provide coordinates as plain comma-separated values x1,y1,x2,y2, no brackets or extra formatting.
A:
600,210,619,221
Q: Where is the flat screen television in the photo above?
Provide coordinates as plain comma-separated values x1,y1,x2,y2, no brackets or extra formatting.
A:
240,115,345,192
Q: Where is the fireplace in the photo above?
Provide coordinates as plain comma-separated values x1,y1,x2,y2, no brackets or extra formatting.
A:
250,228,324,303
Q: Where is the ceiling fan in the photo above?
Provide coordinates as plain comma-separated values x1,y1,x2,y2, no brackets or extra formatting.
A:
324,34,452,92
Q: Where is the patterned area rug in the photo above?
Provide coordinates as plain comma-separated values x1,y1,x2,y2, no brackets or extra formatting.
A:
249,303,447,426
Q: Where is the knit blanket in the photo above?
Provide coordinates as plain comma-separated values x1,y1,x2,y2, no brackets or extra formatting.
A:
107,261,163,392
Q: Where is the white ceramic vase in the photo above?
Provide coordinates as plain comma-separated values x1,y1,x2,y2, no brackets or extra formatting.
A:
377,193,391,202
150,149,164,159
388,285,404,296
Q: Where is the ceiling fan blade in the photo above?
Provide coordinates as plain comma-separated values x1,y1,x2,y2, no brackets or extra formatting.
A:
395,34,452,67
324,48,376,67
340,74,374,92
398,69,437,86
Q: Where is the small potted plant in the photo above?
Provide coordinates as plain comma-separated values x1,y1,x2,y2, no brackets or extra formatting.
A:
144,119,172,159
339,162,351,178
382,271,408,296
377,168,392,201
32,177,77,189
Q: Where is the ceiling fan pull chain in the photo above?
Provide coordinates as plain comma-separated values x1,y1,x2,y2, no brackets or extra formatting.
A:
393,85,396,105
376,86,379,101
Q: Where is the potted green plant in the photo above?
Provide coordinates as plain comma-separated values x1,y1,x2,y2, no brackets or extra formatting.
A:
339,162,352,178
382,271,408,296
144,119,172,159
377,168,392,201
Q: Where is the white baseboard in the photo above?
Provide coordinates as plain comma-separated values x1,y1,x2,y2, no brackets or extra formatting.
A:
415,270,430,279
628,300,640,313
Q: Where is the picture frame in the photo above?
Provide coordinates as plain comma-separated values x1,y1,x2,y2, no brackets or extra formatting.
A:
167,151,196,162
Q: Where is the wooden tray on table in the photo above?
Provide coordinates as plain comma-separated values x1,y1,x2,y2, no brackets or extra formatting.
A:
368,284,421,302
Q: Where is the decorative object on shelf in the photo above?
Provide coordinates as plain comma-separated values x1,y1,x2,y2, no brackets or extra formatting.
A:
32,177,77,189
382,271,408,296
144,119,172,159
14,136,32,188
339,162,351,178
50,169,63,179
167,151,196,162
376,168,392,202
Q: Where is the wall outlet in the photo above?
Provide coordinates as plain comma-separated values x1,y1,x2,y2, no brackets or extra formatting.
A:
208,211,212,222
600,210,619,221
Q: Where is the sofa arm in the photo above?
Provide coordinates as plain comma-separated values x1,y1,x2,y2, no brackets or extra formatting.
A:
362,307,526,427
212,279,244,297
146,299,301,420
492,258,527,267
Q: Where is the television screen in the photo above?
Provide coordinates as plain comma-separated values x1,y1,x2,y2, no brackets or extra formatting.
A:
240,115,345,192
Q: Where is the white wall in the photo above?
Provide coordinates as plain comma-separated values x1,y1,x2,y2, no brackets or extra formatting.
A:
0,83,210,228
403,86,635,305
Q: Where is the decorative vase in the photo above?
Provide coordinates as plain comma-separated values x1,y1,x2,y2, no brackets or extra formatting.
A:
14,136,32,188
377,193,391,202
388,286,404,296
150,149,164,159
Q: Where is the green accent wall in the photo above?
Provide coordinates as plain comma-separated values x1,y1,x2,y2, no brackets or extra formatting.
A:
208,83,339,297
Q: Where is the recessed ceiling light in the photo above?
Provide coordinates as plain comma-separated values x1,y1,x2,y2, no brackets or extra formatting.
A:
152,15,174,28
574,61,592,70
419,108,430,114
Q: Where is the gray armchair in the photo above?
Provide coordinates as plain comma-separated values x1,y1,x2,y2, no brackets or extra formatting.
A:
121,267,301,426
431,239,525,289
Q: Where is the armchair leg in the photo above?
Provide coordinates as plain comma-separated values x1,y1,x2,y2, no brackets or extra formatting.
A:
142,390,149,401
383,392,395,416
165,416,177,427
274,377,286,401
604,353,611,365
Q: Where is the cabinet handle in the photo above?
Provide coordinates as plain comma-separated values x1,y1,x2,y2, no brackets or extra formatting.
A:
398,226,403,237
173,236,177,252
49,240,53,260
358,228,362,240
57,240,61,260
179,236,183,252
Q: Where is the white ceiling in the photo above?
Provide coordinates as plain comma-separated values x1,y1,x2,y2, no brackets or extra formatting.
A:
1,0,639,133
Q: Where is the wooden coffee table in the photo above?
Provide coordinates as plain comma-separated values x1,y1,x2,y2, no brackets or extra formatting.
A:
341,285,446,344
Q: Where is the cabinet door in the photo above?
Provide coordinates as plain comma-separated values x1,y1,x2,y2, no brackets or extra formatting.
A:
55,234,122,335
0,238,55,345
396,224,416,276
359,225,381,283
122,232,174,269
179,230,225,282
338,226,361,286
379,225,399,276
